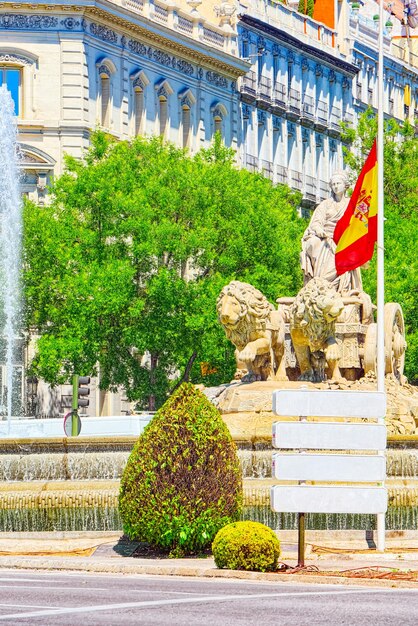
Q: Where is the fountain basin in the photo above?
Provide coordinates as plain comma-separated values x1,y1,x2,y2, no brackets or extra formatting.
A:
0,415,153,439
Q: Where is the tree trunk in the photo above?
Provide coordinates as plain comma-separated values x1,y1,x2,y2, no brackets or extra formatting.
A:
149,352,158,411
170,352,198,396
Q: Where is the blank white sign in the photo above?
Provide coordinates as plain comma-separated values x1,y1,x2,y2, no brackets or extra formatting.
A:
271,485,388,514
272,389,387,419
272,453,386,482
272,421,387,451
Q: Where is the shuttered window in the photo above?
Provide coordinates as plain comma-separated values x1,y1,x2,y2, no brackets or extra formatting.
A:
134,89,144,136
182,106,190,148
101,76,110,127
159,97,167,137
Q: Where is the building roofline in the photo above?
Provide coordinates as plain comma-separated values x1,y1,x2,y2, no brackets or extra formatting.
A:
239,14,359,77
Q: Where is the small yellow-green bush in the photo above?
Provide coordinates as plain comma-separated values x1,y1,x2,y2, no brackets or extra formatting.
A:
212,521,281,572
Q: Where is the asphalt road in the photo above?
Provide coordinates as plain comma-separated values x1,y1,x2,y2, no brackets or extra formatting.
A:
0,571,415,625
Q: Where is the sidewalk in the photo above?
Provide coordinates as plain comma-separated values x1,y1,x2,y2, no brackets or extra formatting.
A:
0,531,417,588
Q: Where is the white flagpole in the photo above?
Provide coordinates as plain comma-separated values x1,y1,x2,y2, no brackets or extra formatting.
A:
376,0,386,552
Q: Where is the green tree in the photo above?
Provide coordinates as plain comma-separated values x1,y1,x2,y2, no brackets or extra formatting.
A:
341,110,418,381
23,133,305,409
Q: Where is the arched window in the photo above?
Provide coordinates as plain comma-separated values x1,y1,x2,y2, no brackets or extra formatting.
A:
134,88,144,136
159,95,167,137
211,103,227,139
182,105,191,148
97,63,114,128
178,90,195,150
131,71,149,137
155,80,173,140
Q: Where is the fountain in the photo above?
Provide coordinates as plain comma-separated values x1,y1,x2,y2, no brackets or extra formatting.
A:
0,85,23,430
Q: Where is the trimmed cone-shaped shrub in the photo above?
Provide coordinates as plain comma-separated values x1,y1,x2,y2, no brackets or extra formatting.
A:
212,521,281,572
119,383,242,556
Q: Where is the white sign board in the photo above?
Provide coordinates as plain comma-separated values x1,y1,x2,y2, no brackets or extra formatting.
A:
272,389,387,419
271,485,388,514
272,453,386,482
272,421,387,450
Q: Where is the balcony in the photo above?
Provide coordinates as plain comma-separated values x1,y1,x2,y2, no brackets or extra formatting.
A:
305,175,317,201
301,95,315,126
257,76,272,109
342,110,354,126
290,169,303,190
246,154,259,174
240,71,257,104
329,106,342,136
262,160,274,180
272,83,287,113
316,100,328,131
287,89,301,120
276,164,288,185
318,179,329,201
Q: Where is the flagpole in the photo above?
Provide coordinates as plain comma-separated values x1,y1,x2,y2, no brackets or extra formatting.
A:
376,0,385,552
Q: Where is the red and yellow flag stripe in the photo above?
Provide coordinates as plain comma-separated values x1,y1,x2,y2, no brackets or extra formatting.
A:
333,140,378,276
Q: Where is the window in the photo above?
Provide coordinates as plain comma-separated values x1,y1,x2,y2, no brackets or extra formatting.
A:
0,67,21,115
182,106,191,148
214,115,222,136
159,96,167,137
134,88,144,136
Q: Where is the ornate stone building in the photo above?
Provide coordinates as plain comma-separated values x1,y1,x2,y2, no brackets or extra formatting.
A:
0,1,247,206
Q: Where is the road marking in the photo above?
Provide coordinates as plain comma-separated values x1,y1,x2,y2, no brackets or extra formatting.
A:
0,581,109,591
0,588,404,620
0,603,62,609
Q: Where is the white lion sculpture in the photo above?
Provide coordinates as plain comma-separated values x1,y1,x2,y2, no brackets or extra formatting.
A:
217,280,287,382
290,277,344,382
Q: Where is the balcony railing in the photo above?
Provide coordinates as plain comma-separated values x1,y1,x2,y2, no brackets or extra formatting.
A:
273,83,287,107
302,95,315,119
305,175,317,200
257,76,272,103
290,169,303,190
288,89,301,114
262,160,274,180
177,15,193,34
342,110,354,125
246,155,259,173
330,106,342,131
241,72,257,99
276,164,288,185
316,100,328,125
318,179,329,200
154,3,168,21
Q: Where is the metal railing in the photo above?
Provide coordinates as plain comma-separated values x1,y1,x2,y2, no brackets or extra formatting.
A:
273,83,287,107
246,154,259,173
288,89,301,114
316,100,328,125
302,95,315,119
262,160,274,180
290,169,303,190
330,106,342,131
241,72,257,98
258,76,272,102
276,164,288,184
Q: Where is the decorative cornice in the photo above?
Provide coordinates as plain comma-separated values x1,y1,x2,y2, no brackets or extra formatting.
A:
0,3,248,78
0,52,33,65
239,14,359,77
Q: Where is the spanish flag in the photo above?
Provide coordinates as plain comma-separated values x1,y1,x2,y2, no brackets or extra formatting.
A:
333,140,378,276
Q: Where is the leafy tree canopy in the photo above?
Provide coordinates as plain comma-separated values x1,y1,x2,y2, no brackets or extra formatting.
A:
341,110,418,381
23,132,305,409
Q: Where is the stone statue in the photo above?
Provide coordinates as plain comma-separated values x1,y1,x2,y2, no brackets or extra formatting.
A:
300,171,363,294
289,277,344,382
217,281,287,382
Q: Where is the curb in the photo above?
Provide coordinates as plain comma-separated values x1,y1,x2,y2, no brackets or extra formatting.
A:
0,557,417,589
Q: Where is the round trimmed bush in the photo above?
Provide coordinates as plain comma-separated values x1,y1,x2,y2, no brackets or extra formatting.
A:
212,521,281,572
119,383,242,556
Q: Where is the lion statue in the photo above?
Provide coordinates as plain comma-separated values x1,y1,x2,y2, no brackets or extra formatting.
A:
289,277,344,382
217,280,286,382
